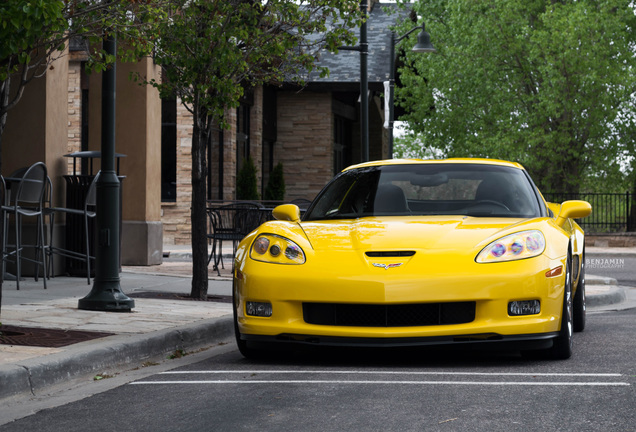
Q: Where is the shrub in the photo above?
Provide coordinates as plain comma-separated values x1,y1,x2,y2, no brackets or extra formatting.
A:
236,157,260,200
264,162,285,201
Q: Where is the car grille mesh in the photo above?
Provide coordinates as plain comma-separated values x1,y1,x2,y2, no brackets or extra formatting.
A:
303,302,476,327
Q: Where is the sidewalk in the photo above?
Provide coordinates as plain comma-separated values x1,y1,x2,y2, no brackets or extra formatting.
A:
0,245,634,403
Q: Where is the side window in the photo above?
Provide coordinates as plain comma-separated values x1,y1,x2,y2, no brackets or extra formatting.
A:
333,115,351,175
161,96,177,202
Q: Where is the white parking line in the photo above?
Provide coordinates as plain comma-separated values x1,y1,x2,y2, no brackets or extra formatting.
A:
159,370,623,377
131,380,629,387
127,370,631,387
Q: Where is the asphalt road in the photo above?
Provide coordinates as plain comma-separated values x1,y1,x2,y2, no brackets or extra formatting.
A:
1,309,634,432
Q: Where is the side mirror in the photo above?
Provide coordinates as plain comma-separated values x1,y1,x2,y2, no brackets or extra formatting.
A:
555,200,592,227
545,202,560,218
272,204,301,223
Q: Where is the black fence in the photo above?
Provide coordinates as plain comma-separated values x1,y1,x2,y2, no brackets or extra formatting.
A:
207,195,635,234
543,192,636,233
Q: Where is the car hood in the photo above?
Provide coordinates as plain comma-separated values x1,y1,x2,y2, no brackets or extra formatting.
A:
300,216,533,253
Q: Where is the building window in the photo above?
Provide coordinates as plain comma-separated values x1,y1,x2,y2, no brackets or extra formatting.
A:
207,126,223,200
161,96,177,202
261,86,277,198
334,115,352,174
262,140,275,198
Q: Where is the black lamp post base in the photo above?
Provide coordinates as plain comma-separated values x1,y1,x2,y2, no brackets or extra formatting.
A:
78,283,135,312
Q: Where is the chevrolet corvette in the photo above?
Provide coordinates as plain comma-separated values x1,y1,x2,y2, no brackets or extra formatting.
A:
232,159,591,359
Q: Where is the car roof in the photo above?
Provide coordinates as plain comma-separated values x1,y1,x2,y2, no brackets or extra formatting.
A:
342,158,526,172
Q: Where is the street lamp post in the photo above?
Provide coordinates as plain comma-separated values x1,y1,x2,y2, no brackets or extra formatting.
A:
387,23,436,158
340,0,369,162
78,32,134,312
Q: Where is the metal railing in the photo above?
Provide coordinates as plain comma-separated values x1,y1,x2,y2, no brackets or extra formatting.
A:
543,192,635,233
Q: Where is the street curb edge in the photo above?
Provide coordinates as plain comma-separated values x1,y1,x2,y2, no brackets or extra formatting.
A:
0,315,234,402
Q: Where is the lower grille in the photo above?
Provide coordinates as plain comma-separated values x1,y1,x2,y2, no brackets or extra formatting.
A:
303,302,476,327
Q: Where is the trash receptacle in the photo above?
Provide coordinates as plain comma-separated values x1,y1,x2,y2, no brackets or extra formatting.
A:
62,151,125,276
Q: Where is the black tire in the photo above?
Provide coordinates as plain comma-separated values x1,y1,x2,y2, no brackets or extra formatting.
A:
548,253,574,360
573,248,586,332
232,282,261,359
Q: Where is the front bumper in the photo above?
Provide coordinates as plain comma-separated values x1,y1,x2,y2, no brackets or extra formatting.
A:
234,251,567,343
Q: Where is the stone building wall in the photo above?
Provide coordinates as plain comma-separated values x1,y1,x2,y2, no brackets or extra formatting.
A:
224,108,239,199
66,61,82,173
276,90,333,201
162,102,240,245
161,88,343,245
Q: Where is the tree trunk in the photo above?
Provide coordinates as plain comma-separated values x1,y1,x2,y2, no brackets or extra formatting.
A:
0,76,10,167
190,103,210,300
0,77,8,313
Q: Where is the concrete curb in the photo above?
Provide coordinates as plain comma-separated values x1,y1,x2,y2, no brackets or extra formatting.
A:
585,273,629,308
0,315,234,402
586,286,629,308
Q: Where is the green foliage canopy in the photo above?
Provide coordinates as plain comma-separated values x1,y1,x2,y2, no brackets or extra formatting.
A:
0,0,66,81
395,0,636,193
0,0,165,151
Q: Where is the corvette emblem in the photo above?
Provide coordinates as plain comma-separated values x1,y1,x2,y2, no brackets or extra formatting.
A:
372,262,403,270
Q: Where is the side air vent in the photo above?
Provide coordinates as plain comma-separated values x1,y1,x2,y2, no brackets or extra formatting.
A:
365,251,416,257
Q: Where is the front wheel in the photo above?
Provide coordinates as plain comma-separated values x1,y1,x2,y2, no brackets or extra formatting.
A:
573,248,586,332
549,254,574,360
233,282,262,359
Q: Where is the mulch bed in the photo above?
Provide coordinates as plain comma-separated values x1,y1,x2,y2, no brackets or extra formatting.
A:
0,325,115,348
127,291,232,303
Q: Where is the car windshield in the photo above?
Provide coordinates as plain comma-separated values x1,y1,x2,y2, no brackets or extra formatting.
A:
304,163,544,220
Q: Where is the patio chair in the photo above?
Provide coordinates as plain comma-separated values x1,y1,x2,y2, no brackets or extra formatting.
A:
2,162,49,290
207,202,263,275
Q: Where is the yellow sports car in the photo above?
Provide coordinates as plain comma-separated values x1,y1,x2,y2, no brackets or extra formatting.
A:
233,159,591,359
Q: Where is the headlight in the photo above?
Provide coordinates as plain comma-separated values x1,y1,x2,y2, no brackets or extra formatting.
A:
250,234,306,264
476,230,545,263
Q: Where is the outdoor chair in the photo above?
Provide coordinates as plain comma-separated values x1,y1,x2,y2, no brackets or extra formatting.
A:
207,202,263,275
46,173,98,284
2,162,49,290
